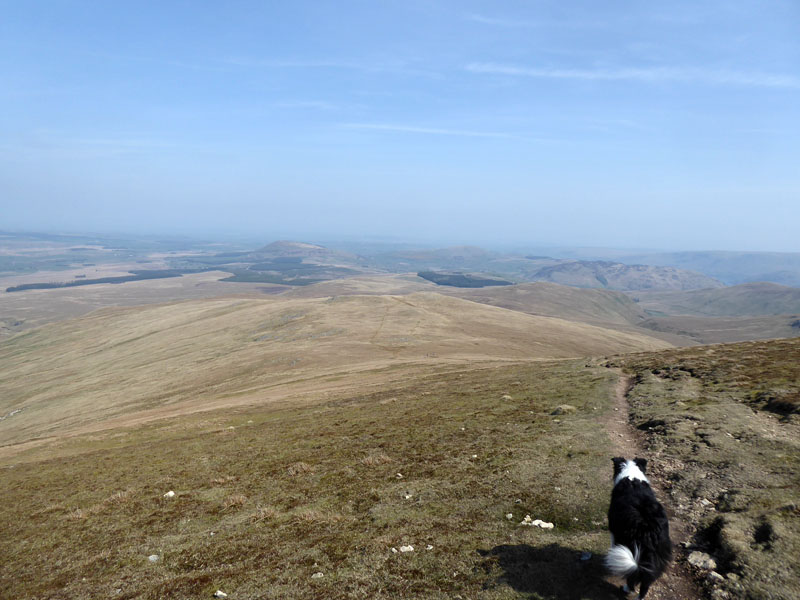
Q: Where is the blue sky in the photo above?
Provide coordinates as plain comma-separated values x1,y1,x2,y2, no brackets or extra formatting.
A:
1,1,798,250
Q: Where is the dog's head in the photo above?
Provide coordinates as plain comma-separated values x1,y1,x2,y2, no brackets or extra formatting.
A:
612,457,648,481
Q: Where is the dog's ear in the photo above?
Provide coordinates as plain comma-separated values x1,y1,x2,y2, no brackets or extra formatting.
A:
612,457,626,476
634,457,648,473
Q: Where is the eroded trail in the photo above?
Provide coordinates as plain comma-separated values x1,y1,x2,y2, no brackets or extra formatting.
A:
604,373,702,600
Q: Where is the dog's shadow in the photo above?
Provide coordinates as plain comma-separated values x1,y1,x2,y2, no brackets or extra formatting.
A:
477,543,621,600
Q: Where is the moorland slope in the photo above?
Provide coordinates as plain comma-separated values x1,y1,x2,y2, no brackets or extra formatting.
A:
2,335,798,599
634,282,800,316
0,292,670,448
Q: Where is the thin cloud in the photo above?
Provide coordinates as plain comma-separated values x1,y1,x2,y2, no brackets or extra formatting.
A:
342,123,515,139
223,57,441,79
465,63,800,89
227,57,373,70
465,13,607,29
465,14,542,28
273,100,340,111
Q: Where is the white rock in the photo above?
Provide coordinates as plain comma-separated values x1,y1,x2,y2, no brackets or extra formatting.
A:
213,591,228,598
391,547,398,553
148,554,159,563
399,545,414,552
163,491,175,498
520,515,553,528
471,454,478,459
311,572,324,579
688,551,717,570
396,473,403,479
404,494,413,500
426,545,433,550
505,513,513,520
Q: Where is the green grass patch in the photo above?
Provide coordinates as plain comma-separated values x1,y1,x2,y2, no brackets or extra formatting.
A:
0,362,622,599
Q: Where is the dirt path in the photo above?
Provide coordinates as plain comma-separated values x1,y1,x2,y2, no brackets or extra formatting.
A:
604,373,702,600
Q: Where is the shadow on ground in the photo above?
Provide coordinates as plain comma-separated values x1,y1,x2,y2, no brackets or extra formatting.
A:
477,543,621,600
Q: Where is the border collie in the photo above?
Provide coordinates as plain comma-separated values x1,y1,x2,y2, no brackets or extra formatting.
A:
605,457,672,599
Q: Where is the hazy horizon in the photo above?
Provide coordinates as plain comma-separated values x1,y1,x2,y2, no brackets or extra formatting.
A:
6,226,800,258
2,1,798,252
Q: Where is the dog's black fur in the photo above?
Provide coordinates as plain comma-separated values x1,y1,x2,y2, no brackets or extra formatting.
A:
606,457,672,599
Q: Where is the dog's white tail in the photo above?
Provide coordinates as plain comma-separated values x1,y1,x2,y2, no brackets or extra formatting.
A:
605,544,639,577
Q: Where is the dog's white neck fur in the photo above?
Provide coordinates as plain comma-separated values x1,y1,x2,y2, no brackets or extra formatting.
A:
614,459,649,486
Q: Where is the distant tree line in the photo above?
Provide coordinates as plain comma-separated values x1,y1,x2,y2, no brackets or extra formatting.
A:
219,271,323,286
417,271,513,288
5,269,212,292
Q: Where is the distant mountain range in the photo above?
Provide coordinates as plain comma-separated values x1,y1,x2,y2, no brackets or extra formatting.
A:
634,282,800,317
581,250,800,287
212,241,723,292
528,260,722,291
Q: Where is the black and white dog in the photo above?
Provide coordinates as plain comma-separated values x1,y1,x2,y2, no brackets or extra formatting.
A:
606,457,672,599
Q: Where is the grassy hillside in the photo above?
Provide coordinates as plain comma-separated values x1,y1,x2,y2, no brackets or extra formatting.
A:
0,293,670,448
2,312,799,598
3,336,799,599
635,282,800,317
449,282,648,328
279,274,434,298
532,261,723,291
0,362,627,600
0,271,283,339
610,338,800,600
641,314,800,344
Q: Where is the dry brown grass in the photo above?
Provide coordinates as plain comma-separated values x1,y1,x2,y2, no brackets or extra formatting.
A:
0,292,670,450
211,475,237,485
250,506,277,522
361,452,394,466
286,462,313,476
222,494,248,511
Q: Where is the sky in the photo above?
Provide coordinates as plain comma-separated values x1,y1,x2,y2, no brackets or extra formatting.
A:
1,0,799,251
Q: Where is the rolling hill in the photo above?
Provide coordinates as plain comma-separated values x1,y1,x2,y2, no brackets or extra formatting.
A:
2,332,798,599
634,282,800,316
640,314,800,344
280,278,697,345
0,292,670,449
446,282,649,327
531,260,723,291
